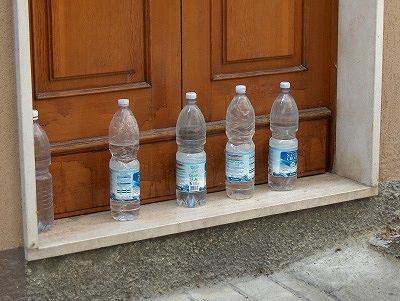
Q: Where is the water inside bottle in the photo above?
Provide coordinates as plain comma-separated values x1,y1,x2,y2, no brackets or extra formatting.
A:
109,100,140,221
268,82,299,191
176,93,207,207
225,85,255,199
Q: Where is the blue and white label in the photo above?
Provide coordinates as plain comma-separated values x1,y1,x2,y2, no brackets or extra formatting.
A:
268,147,298,177
110,168,140,201
176,160,206,193
225,150,255,183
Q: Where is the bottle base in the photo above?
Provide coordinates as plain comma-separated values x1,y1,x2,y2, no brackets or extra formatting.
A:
38,222,53,233
110,200,140,221
268,175,296,191
226,182,254,200
176,191,206,208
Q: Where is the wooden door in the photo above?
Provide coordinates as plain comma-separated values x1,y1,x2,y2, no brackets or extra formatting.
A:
30,0,181,218
29,0,337,218
182,0,337,190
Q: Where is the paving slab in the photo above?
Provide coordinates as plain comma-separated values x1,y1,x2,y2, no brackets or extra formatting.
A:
286,242,400,301
231,275,301,301
270,272,336,301
188,283,247,301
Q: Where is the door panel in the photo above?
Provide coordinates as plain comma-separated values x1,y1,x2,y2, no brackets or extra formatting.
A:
225,0,296,62
31,0,149,98
51,0,144,79
215,0,303,76
52,140,178,218
31,0,181,141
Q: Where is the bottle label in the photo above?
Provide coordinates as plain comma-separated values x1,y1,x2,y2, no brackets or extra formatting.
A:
268,147,298,177
225,150,255,183
176,159,206,193
110,168,140,202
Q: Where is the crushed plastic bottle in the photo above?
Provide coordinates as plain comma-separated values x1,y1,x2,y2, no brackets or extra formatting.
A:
109,99,140,220
176,92,207,208
225,85,255,199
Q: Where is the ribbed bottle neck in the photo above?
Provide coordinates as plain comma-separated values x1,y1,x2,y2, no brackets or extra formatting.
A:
186,99,197,105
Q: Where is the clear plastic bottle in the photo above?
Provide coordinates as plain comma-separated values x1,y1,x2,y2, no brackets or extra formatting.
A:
225,85,255,199
109,99,140,221
268,81,299,190
176,92,207,208
33,110,54,232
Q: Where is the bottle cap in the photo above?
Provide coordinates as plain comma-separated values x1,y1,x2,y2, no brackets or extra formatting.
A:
235,85,246,94
280,81,291,89
186,92,197,100
118,98,129,107
32,109,38,120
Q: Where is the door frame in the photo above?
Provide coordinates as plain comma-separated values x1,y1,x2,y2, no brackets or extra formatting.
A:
13,0,383,253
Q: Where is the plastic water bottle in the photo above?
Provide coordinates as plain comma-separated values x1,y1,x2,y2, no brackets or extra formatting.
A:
33,110,54,232
109,99,140,221
268,82,299,190
225,85,255,199
176,92,207,208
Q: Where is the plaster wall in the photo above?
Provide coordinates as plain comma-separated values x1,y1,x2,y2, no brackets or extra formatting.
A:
0,0,22,251
380,0,400,181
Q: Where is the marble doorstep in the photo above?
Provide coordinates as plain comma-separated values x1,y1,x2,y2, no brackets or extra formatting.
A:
27,173,377,261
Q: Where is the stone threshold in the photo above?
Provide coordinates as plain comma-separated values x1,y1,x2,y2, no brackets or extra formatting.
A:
26,173,377,261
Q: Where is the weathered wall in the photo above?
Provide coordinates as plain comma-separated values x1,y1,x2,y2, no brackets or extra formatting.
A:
380,0,400,181
0,1,398,251
0,0,22,250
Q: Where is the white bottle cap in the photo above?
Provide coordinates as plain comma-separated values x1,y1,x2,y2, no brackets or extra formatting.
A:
32,109,39,120
118,98,129,107
186,92,197,100
235,85,246,94
280,81,291,89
